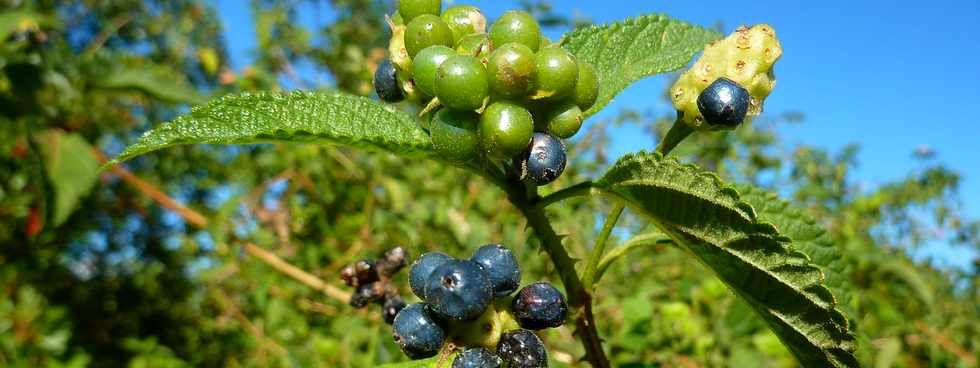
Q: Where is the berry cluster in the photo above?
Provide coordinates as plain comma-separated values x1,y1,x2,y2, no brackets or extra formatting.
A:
340,246,409,324
670,24,782,130
392,244,567,367
373,0,600,185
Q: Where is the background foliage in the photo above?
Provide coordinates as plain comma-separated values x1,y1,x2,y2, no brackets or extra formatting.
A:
1,0,977,367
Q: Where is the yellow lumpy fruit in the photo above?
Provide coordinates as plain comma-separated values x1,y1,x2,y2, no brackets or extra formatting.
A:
670,24,782,130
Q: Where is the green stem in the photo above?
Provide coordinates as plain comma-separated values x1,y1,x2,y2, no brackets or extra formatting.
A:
654,115,694,156
536,180,597,209
582,203,625,290
594,232,673,283
502,178,610,368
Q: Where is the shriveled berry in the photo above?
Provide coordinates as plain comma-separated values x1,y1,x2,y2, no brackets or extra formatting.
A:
697,77,750,128
514,132,566,185
572,62,599,111
374,59,404,102
532,47,578,100
497,329,548,368
392,303,446,359
470,244,521,298
405,14,454,58
377,246,409,277
382,294,407,325
409,252,452,300
453,347,503,368
431,109,480,163
412,45,456,96
423,259,493,321
456,33,491,59
479,102,533,159
349,282,382,308
489,11,541,52
540,103,583,139
511,282,568,330
442,5,486,44
487,42,535,99
398,0,441,23
435,55,489,111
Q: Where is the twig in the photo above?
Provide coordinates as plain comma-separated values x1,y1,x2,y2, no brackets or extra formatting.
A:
914,321,977,366
83,14,134,56
243,242,351,302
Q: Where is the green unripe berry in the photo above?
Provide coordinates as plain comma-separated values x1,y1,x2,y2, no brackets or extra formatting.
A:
532,47,578,100
431,109,480,163
572,62,599,111
412,45,456,96
487,43,535,99
405,15,454,58
442,5,486,44
479,102,534,159
435,55,489,111
399,0,441,23
540,103,583,139
456,33,491,59
490,11,541,52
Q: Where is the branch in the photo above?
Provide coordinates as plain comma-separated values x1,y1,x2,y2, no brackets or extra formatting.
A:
95,150,209,227
243,243,351,302
914,321,977,366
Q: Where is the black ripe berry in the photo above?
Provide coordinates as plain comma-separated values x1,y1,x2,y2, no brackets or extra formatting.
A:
409,252,452,300
381,294,407,325
497,329,548,368
470,244,521,298
452,347,503,368
423,259,493,321
697,77,750,128
515,132,566,185
392,303,446,359
511,282,568,330
374,59,404,103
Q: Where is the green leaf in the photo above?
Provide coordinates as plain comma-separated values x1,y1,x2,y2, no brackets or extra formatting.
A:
562,14,721,117
736,184,855,314
107,91,433,165
595,151,858,368
35,130,100,226
96,66,209,105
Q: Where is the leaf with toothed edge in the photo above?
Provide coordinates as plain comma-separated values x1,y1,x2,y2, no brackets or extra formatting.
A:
562,14,722,117
106,91,433,166
595,151,858,368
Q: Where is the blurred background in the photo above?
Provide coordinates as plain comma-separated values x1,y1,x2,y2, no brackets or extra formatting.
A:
1,0,977,367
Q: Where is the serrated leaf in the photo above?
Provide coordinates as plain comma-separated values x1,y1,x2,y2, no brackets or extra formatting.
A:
595,151,858,368
107,91,433,165
736,184,855,315
35,130,100,226
562,14,721,117
96,66,209,105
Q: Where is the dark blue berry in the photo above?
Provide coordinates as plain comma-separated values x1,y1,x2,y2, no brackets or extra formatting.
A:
410,252,452,300
514,132,566,185
392,303,446,359
470,244,521,298
453,347,503,368
511,282,567,330
382,295,406,325
497,329,548,368
697,77,750,127
423,259,493,321
374,59,404,103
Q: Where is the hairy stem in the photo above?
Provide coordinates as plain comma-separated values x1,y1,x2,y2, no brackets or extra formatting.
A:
582,203,625,290
654,115,694,156
503,179,610,368
537,180,597,209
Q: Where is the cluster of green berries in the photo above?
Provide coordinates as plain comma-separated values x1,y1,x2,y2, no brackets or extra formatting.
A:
393,244,567,367
373,0,600,185
340,246,409,324
671,24,782,130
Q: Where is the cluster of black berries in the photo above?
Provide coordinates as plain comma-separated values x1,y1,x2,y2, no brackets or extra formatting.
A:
392,244,567,367
374,0,600,185
340,246,409,324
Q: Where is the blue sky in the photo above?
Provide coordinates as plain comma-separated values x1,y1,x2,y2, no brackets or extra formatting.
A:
214,0,979,269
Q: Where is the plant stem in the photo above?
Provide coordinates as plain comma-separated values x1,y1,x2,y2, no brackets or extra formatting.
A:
594,232,673,283
536,180,597,209
654,115,694,156
582,203,625,291
503,179,610,368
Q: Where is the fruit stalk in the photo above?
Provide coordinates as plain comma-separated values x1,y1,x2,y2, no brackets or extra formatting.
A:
504,179,611,368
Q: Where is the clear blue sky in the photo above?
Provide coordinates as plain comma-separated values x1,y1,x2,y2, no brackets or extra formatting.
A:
214,0,980,269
